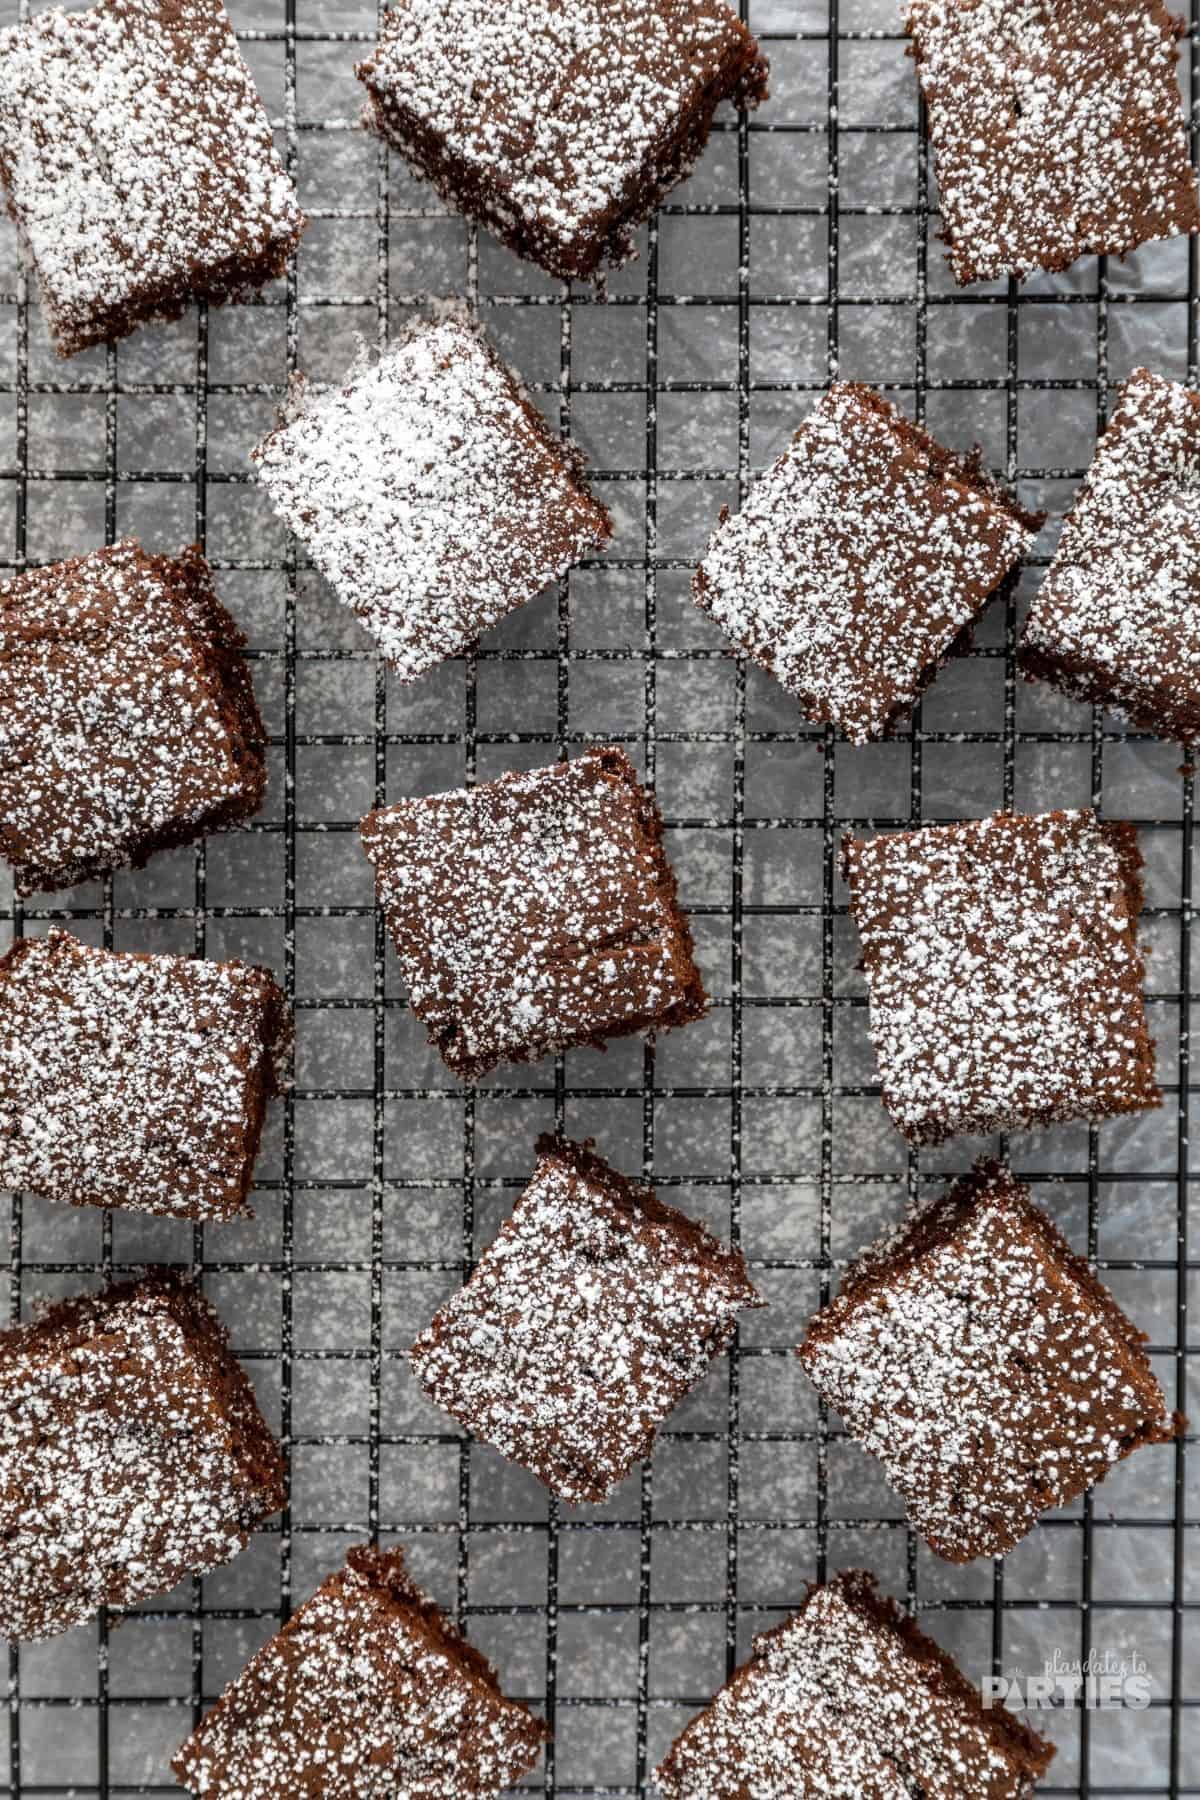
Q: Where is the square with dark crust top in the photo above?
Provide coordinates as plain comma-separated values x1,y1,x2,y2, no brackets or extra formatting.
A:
360,748,707,1080
907,0,1200,285
173,1545,547,1800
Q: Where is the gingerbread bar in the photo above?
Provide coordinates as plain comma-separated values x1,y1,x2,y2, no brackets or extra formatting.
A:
907,0,1200,286
654,1570,1054,1796
843,809,1159,1144
172,1544,547,1799
252,317,611,683
799,1162,1181,1562
360,748,707,1080
0,1272,286,1640
0,540,267,896
0,0,304,358
1021,367,1200,740
693,385,1038,744
0,931,291,1222
355,0,768,283
411,1138,761,1504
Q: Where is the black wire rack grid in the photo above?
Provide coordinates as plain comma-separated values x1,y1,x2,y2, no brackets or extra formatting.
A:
1,0,1199,1793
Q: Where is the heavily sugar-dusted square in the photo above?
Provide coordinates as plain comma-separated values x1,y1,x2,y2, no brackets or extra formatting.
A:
0,931,291,1223
907,0,1200,286
173,1545,547,1800
0,1272,286,1640
252,317,611,682
843,809,1159,1144
360,748,707,1079
1021,367,1200,740
654,1571,1055,1797
356,0,768,282
0,540,267,897
410,1139,761,1504
692,385,1036,744
799,1163,1180,1562
0,0,304,357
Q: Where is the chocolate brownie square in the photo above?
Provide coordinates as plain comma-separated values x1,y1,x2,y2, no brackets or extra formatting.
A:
252,317,611,681
173,1544,546,1798
355,0,768,282
0,1271,285,1640
0,540,267,896
799,1162,1181,1562
360,748,706,1079
410,1138,761,1504
843,809,1159,1144
655,1569,1054,1797
693,385,1038,743
0,930,291,1222
907,0,1200,286
1021,368,1200,740
0,0,304,358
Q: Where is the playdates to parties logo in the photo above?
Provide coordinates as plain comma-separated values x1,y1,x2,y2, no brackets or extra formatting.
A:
982,1649,1151,1712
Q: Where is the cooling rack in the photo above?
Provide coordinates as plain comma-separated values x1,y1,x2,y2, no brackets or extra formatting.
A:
0,0,1197,1792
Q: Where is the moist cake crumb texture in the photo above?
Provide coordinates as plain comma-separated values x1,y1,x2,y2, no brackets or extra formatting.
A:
360,747,707,1079
843,808,1160,1144
0,0,304,357
799,1161,1180,1563
1021,366,1200,740
693,384,1036,743
252,316,611,682
0,539,267,897
654,1569,1055,1797
172,1543,547,1799
0,930,292,1222
907,0,1200,285
411,1138,761,1504
0,1271,286,1641
356,0,768,280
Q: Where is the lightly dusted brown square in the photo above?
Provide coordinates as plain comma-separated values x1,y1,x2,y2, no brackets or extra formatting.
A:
1021,367,1200,741
798,1162,1181,1562
252,316,611,683
172,1545,547,1800
654,1569,1055,1797
692,384,1038,744
360,748,707,1080
0,540,267,897
0,0,304,358
842,808,1159,1145
0,931,291,1223
410,1138,762,1504
0,1271,286,1641
907,0,1200,286
356,0,768,282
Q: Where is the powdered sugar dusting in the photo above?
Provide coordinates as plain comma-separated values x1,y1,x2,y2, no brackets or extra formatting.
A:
356,0,768,280
411,1139,761,1504
1021,367,1200,741
0,1272,286,1641
0,0,304,357
360,748,707,1080
252,317,611,682
654,1570,1053,1797
799,1162,1179,1562
907,0,1200,286
843,809,1160,1144
692,385,1036,744
172,1545,547,1799
0,930,292,1223
0,540,267,897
